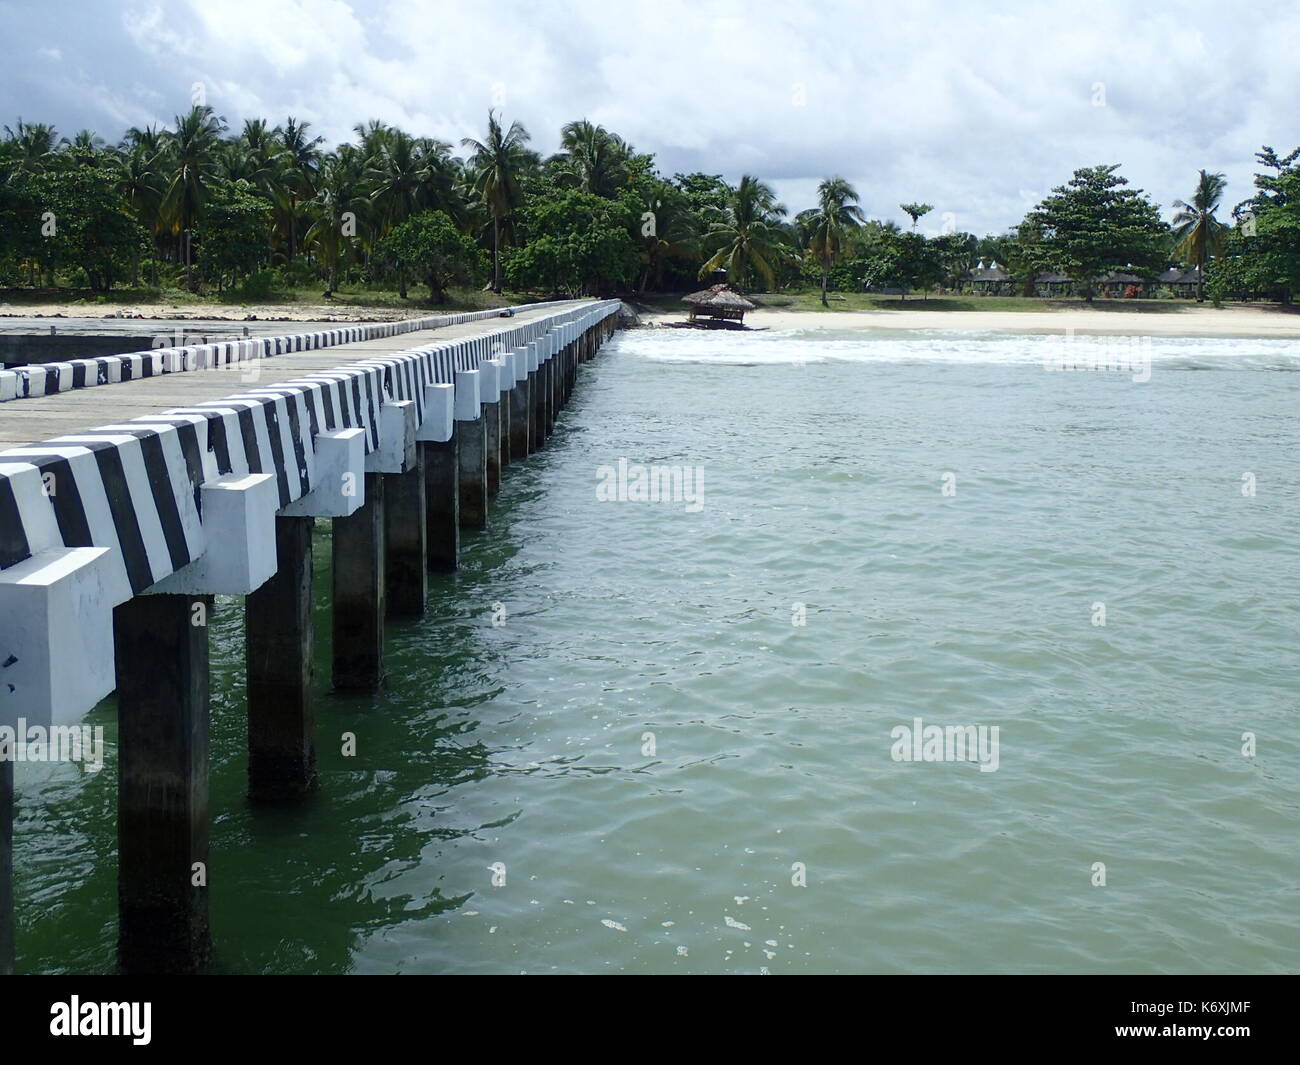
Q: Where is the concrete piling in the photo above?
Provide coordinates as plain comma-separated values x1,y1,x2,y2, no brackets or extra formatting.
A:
332,472,386,691
245,515,317,802
0,756,12,975
455,369,488,530
384,448,427,617
423,438,458,570
114,593,212,974
509,349,530,461
483,391,502,497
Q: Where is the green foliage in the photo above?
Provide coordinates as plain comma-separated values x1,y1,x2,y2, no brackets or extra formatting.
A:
197,181,272,290
1233,146,1300,301
22,150,147,291
378,209,485,302
505,189,638,296
1028,165,1169,290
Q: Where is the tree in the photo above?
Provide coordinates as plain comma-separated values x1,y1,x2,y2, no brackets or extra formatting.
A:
698,175,790,289
866,230,942,301
797,177,865,306
277,117,324,262
462,111,531,293
900,202,933,229
932,230,979,290
1171,170,1229,302
161,106,227,290
1234,146,1300,303
378,209,484,303
31,151,147,291
556,120,630,198
307,149,367,296
506,189,638,296
198,181,272,291
1028,165,1168,300
635,179,700,292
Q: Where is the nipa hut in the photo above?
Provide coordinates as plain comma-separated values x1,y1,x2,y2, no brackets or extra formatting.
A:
682,283,757,326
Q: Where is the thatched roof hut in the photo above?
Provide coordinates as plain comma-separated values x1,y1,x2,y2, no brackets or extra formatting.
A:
682,283,756,325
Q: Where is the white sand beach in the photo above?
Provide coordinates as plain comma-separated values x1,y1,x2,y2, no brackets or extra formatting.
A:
641,304,1300,338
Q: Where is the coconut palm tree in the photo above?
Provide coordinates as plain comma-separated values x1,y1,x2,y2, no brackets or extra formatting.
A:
557,120,629,198
462,110,531,292
161,105,227,290
698,175,790,290
366,130,433,297
797,177,866,306
114,143,166,284
1171,169,1229,302
3,120,59,170
308,149,368,296
278,117,324,262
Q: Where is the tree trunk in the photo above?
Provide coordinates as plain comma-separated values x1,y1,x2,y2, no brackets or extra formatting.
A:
491,214,501,293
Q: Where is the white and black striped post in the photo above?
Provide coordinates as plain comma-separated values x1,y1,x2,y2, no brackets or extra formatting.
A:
114,592,212,974
455,369,487,530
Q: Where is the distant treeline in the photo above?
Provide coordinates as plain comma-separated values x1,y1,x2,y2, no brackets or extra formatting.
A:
0,108,1296,304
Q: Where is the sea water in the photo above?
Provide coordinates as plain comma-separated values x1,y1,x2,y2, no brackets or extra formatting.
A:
13,325,1300,974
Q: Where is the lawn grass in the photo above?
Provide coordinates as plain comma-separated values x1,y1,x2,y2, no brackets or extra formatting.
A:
749,291,1197,313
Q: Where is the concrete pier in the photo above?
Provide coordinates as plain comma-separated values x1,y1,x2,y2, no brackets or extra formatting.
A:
114,593,212,974
384,451,427,617
245,515,317,802
332,473,386,691
0,298,621,973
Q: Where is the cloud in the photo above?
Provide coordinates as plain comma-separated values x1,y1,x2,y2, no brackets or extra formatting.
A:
3,0,1296,233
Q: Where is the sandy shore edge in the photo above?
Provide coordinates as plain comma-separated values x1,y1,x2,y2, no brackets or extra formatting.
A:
640,306,1300,338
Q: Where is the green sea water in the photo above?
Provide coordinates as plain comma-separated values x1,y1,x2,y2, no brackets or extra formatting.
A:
12,325,1300,974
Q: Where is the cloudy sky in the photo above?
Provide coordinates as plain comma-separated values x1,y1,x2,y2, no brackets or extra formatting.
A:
4,0,1297,234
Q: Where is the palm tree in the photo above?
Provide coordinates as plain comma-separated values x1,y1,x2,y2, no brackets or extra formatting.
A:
115,143,166,284
367,130,430,298
638,184,700,292
3,120,59,170
797,177,865,306
900,202,933,229
1171,170,1229,302
307,149,368,296
698,175,790,290
557,120,629,198
161,105,227,290
278,117,324,262
462,110,531,292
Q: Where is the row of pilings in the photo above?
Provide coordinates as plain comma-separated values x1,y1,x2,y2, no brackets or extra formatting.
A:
0,311,619,975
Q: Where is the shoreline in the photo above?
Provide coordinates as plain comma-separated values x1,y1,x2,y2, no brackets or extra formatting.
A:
640,305,1300,339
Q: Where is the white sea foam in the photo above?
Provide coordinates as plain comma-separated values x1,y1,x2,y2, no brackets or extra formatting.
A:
619,327,1300,371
